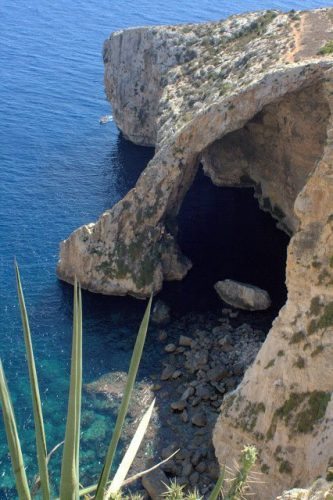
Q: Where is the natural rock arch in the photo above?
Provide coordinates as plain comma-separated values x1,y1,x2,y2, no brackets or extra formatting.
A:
57,64,331,298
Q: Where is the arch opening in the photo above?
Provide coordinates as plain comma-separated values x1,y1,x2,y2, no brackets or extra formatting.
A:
160,80,330,321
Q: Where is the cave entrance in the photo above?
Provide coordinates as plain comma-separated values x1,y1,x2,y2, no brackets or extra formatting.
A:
161,167,289,318
160,80,330,319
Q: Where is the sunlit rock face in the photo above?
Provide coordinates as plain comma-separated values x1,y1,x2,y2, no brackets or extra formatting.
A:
57,7,333,497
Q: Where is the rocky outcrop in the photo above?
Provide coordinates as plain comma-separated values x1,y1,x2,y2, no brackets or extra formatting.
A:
214,279,271,310
58,9,333,299
277,479,333,499
57,7,333,497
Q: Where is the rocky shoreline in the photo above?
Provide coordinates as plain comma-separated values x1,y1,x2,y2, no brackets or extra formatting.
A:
85,301,271,497
147,305,268,497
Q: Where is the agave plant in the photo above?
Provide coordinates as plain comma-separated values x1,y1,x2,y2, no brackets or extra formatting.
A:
0,263,157,499
0,264,258,500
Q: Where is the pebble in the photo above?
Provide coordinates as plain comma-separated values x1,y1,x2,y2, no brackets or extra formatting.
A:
195,461,207,473
189,471,200,486
182,461,193,476
161,443,178,460
181,409,189,423
207,366,229,382
207,462,221,480
158,330,168,342
179,335,193,347
191,411,207,427
172,369,182,379
165,343,177,353
171,400,187,412
195,384,213,401
191,397,201,407
181,386,195,400
161,365,175,380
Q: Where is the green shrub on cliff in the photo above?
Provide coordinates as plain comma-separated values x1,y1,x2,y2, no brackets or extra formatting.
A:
318,40,333,56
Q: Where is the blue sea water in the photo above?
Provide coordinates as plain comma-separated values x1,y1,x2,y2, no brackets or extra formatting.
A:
0,0,332,497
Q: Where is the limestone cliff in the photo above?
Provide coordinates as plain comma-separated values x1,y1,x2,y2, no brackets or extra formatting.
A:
57,8,333,497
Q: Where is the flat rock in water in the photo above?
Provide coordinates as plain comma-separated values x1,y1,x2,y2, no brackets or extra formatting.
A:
214,279,271,311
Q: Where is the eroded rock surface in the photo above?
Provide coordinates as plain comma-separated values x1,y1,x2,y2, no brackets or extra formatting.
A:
57,7,333,497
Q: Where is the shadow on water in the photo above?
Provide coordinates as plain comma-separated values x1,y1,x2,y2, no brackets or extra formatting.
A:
160,167,290,320
102,133,155,205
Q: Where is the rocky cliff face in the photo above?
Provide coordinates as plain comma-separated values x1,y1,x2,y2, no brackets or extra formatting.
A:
57,8,333,497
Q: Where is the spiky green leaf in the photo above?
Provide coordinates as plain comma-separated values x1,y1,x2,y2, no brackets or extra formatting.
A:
15,262,50,499
94,295,152,499
0,360,31,500
106,399,155,497
208,468,225,500
60,279,82,499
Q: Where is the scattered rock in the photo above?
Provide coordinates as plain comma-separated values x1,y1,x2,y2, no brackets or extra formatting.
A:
214,279,271,311
158,330,168,342
153,308,265,496
181,386,195,400
189,471,200,486
181,409,189,423
196,384,213,401
161,365,175,380
191,450,202,466
191,412,207,427
165,343,177,353
161,443,179,460
218,334,233,349
182,461,193,477
172,369,182,379
195,462,207,473
142,468,169,499
179,335,193,347
232,362,244,376
171,400,187,412
151,300,171,325
207,366,229,382
207,461,220,481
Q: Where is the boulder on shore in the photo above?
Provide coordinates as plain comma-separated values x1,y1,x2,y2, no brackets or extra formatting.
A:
214,279,271,311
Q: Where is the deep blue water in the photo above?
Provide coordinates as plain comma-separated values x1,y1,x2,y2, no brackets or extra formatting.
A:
0,0,331,497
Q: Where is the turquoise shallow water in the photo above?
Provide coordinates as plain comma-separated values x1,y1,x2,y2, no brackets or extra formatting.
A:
0,0,332,497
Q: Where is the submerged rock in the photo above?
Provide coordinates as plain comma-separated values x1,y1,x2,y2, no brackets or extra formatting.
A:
151,300,171,325
214,279,271,311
